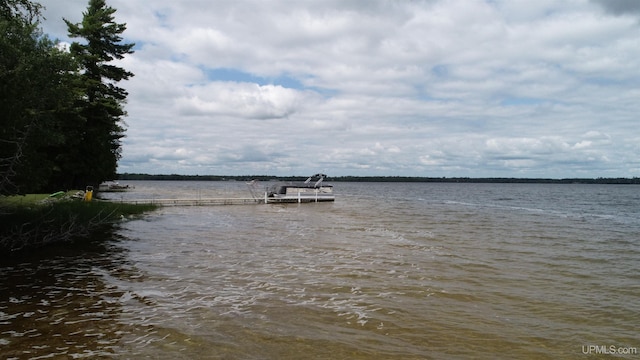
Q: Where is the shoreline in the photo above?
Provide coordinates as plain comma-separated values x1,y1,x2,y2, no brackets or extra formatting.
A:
0,194,157,254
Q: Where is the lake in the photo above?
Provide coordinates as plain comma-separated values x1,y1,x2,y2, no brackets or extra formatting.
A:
1,181,639,359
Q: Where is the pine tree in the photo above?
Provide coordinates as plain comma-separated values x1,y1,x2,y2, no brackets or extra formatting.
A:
64,0,134,189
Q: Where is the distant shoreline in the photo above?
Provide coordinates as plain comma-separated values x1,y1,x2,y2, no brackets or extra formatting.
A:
117,173,640,184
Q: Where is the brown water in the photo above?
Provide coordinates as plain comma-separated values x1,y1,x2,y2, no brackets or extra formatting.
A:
1,181,639,359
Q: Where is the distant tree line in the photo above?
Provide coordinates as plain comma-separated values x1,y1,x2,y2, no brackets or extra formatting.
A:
118,173,640,184
330,176,640,184
118,173,303,182
1,0,133,195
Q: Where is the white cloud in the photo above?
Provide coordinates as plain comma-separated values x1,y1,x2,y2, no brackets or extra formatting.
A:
35,0,640,177
173,82,309,119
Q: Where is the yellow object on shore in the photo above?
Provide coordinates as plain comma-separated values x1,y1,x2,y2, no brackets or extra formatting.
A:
83,186,93,202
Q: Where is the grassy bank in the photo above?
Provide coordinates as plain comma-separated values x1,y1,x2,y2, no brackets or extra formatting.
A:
1,192,157,253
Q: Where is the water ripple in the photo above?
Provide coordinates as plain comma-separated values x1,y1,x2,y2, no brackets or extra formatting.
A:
2,182,639,359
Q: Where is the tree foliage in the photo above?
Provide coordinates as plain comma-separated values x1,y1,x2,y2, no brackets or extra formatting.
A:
0,0,134,195
0,0,75,194
0,0,41,22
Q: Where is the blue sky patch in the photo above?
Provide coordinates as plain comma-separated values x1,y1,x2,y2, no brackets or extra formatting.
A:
203,68,338,96
205,68,303,89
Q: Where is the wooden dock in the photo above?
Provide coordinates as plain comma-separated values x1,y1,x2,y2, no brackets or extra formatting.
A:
118,197,334,206
119,198,262,206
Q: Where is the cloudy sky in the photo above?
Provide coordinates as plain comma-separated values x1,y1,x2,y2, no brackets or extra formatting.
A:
37,0,640,177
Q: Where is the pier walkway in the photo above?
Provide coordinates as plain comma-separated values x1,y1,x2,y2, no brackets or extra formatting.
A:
119,198,262,206
117,197,333,206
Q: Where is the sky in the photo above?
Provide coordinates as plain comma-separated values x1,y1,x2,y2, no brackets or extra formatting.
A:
36,0,640,178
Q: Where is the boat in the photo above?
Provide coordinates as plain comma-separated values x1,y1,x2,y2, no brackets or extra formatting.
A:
98,181,130,192
261,173,335,203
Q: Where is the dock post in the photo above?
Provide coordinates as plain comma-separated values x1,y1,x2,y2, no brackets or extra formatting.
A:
264,191,268,204
298,191,301,203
